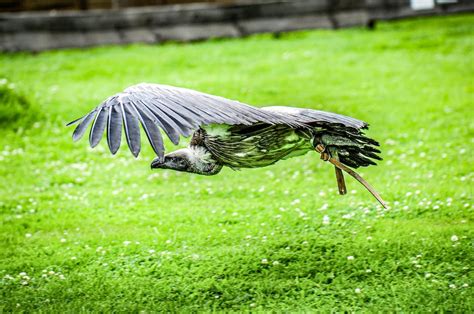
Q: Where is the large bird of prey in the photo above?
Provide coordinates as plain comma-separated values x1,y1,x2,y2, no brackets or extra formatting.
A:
68,83,386,207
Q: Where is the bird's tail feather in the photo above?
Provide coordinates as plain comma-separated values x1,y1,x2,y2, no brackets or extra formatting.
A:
313,126,382,169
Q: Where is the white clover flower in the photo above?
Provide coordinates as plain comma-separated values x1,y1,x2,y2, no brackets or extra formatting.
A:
59,275,65,280
123,241,131,246
261,258,268,264
449,284,456,289
25,233,32,238
354,288,361,294
291,199,300,205
71,256,77,260
60,238,67,243
366,236,373,241
451,235,459,242
149,249,156,254
19,272,27,276
48,271,55,275
366,269,372,273
322,215,330,225
462,283,469,288
273,261,280,266
347,256,355,261
21,281,28,286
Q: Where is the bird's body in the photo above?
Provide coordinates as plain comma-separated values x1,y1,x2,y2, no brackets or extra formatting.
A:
69,83,386,207
198,123,312,169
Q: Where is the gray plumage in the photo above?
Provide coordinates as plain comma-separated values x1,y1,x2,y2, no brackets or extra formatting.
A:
69,83,308,159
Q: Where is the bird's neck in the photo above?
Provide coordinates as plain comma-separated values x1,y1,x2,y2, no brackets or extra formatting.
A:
184,147,223,176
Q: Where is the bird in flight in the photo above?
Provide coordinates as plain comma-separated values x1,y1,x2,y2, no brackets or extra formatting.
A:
68,83,386,208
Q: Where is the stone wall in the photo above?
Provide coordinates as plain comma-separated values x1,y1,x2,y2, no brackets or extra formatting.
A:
1,0,473,51
1,0,236,12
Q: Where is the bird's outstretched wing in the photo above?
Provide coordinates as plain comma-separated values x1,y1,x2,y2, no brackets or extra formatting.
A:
68,83,304,159
261,106,368,130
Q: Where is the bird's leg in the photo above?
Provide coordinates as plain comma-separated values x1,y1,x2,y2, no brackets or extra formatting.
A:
315,144,346,195
315,144,387,209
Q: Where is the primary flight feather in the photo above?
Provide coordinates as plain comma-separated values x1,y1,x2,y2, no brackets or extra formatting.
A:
69,83,386,207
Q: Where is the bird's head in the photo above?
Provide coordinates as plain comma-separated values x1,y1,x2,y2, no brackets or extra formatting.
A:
150,147,222,176
151,149,191,173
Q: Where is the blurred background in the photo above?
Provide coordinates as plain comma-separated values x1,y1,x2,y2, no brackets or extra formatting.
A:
0,0,467,11
2,0,234,11
0,0,472,51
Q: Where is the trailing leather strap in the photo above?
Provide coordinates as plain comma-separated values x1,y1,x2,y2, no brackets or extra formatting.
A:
315,144,387,209
334,167,347,195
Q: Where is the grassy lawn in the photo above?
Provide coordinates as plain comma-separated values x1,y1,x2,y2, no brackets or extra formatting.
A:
0,14,473,311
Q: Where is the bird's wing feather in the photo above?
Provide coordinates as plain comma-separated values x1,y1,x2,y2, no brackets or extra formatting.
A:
68,83,304,158
261,106,368,130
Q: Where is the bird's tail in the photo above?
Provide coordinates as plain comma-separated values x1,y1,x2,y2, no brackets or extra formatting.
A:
312,126,386,208
313,126,382,169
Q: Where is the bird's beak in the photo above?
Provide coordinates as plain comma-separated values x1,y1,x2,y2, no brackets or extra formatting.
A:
150,157,164,169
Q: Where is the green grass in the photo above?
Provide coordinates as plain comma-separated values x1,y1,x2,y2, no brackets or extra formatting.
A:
0,14,473,312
